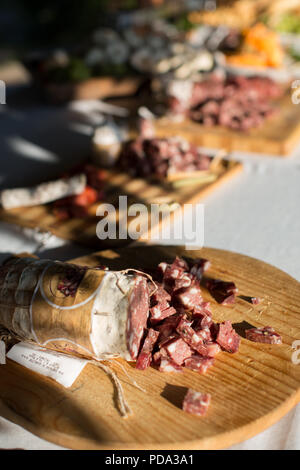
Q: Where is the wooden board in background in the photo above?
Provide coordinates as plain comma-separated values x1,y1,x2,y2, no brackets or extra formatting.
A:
0,161,242,249
44,76,144,104
154,93,300,156
0,246,300,450
107,90,300,156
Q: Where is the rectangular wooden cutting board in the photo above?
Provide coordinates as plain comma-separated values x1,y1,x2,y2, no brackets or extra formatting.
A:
154,93,300,156
0,159,242,248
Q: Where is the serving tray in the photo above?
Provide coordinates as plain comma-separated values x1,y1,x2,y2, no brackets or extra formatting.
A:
0,160,242,249
154,91,300,157
0,245,300,450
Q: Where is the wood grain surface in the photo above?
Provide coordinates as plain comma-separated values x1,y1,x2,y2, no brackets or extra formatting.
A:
0,245,300,450
0,161,242,249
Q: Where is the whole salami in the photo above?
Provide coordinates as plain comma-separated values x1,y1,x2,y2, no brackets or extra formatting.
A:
0,255,149,361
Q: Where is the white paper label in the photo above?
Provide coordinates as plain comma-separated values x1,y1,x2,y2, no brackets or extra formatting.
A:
0,340,6,364
7,342,88,388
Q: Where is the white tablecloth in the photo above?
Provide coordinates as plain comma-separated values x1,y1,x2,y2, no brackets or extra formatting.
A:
0,96,300,450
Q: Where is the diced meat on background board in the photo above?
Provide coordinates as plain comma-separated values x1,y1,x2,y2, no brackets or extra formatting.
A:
159,357,182,373
184,356,214,374
163,337,192,365
126,277,150,360
136,328,159,370
182,389,211,416
216,321,240,353
245,326,282,344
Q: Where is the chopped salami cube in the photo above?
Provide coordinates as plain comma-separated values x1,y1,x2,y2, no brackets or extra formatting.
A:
159,357,183,373
173,282,203,310
182,389,211,416
155,313,185,342
156,324,176,343
164,264,185,281
157,262,168,279
184,356,214,373
173,274,193,291
159,334,178,349
206,279,238,305
194,301,212,315
209,322,219,342
152,350,162,366
172,256,189,272
136,328,159,370
150,305,177,324
151,299,169,313
204,342,221,357
192,303,213,329
162,258,190,290
176,318,209,356
193,326,212,343
245,326,282,344
221,294,236,305
196,314,213,330
216,321,240,353
163,337,192,365
151,284,171,305
190,258,211,280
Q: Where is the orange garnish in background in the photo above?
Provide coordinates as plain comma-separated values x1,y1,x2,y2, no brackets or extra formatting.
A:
227,23,284,68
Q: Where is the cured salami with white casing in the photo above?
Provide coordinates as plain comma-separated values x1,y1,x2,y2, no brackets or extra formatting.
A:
0,173,87,210
0,255,149,361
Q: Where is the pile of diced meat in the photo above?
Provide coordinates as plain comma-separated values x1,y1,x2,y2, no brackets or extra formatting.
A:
136,256,241,375
168,75,283,132
134,256,282,417
118,137,212,179
52,164,105,219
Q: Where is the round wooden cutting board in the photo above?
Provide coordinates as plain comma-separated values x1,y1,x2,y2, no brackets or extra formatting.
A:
1,246,300,450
